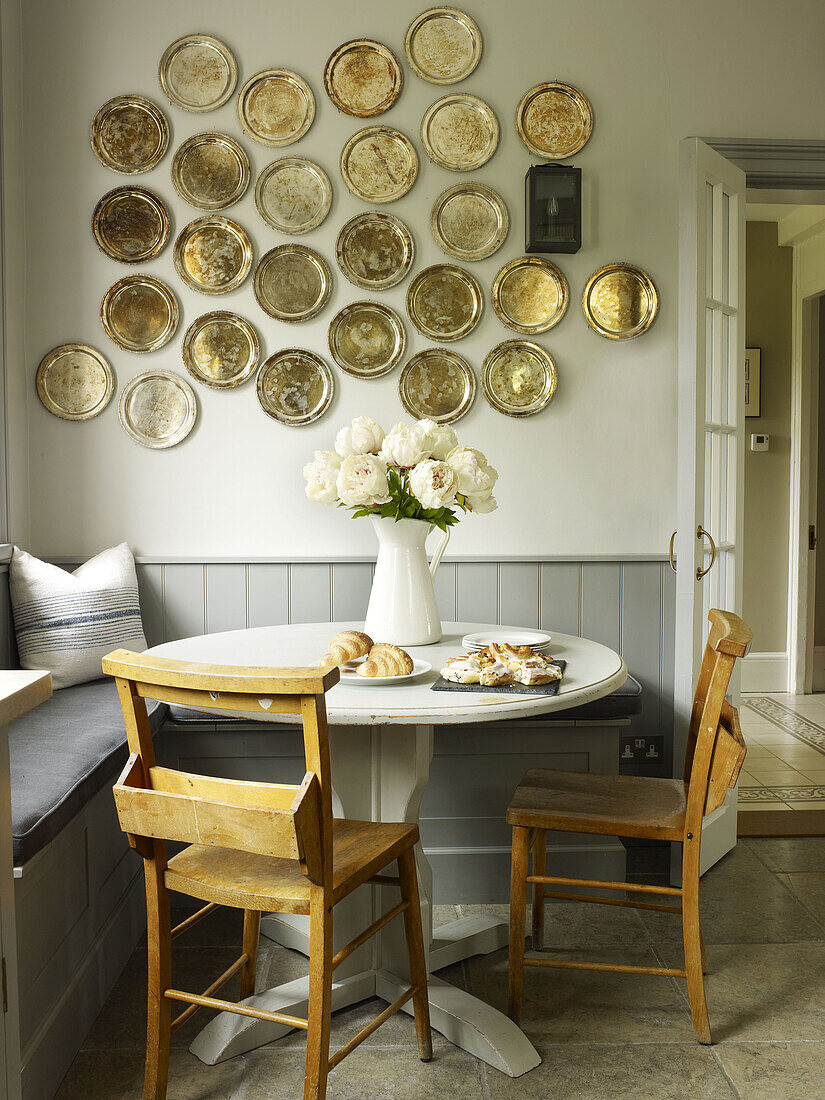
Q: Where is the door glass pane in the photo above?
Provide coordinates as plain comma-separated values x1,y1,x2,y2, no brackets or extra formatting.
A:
705,308,715,422
720,191,731,305
706,182,714,290
719,312,730,425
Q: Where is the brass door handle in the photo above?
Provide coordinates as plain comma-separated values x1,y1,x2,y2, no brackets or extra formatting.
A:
696,526,716,580
668,531,677,573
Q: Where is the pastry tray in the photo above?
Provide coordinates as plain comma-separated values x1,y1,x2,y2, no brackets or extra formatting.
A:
431,659,566,696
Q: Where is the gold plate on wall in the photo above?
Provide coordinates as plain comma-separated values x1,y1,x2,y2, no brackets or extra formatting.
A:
92,186,169,263
255,157,332,234
431,182,508,261
406,263,483,341
421,93,499,171
491,257,568,334
399,348,475,423
336,211,414,291
237,69,315,147
516,81,593,158
324,39,403,117
36,343,114,421
582,262,659,339
119,370,197,449
174,216,253,295
101,274,178,353
158,34,238,113
90,94,169,174
482,339,557,417
256,349,333,426
328,301,405,378
182,311,260,389
254,245,332,322
340,127,418,203
171,132,250,210
404,7,482,85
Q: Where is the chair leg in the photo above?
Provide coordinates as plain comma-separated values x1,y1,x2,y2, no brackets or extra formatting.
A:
304,889,333,1100
699,923,709,975
143,856,172,1100
398,846,433,1062
508,826,530,1024
682,858,712,1044
240,910,261,1001
531,829,546,951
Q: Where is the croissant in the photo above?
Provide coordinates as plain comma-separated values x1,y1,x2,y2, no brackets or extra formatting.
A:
357,643,414,677
320,630,373,667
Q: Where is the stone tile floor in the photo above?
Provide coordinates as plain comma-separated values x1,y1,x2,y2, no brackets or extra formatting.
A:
56,836,825,1099
739,694,825,810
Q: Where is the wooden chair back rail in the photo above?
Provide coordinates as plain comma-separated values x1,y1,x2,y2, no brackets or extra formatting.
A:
135,681,303,716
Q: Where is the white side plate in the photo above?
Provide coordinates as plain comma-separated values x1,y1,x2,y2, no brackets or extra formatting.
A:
339,658,432,686
462,630,552,651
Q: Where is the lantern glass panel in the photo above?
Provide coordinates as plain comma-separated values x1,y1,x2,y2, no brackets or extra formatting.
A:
525,165,581,254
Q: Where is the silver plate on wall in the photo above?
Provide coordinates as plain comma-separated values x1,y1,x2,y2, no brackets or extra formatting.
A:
254,245,332,322
174,216,253,295
328,301,405,378
421,93,499,170
36,343,114,421
255,157,332,234
481,339,558,417
237,69,315,146
491,256,569,334
92,186,170,264
101,274,179,353
404,7,482,85
399,348,475,423
256,349,334,426
336,211,414,291
430,182,508,261
324,39,403,117
119,369,197,448
158,34,238,112
340,126,418,203
406,263,483,341
171,132,250,211
182,311,260,389
90,94,169,174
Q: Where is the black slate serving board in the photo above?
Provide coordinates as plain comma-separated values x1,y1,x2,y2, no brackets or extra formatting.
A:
431,659,566,696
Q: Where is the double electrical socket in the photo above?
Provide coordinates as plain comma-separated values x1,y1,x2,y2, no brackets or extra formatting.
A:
619,735,664,763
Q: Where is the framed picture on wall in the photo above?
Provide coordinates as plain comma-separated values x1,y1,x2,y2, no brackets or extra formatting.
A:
745,348,761,417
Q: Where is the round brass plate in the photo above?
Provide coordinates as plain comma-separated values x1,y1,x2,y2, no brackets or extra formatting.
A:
582,262,659,339
92,186,169,264
256,349,334,426
421,93,499,171
431,182,508,261
516,81,593,158
491,257,569,335
336,212,414,291
174,216,253,295
171,132,250,211
182,311,260,389
35,343,114,421
406,263,483,341
255,157,332,235
324,39,403,117
482,340,557,418
404,7,482,85
340,126,418,203
101,274,178,353
90,94,169,174
254,245,332,322
328,301,405,378
237,69,315,147
119,370,197,449
158,34,238,112
399,348,475,423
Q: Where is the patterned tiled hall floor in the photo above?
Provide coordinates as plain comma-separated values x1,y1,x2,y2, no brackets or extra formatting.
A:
739,693,825,811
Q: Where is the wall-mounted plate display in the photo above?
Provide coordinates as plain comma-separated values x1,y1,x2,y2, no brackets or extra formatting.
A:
404,7,482,85
101,274,178,353
237,69,315,147
399,348,475,423
171,132,250,210
36,343,114,421
491,256,568,334
421,94,498,171
254,245,332,322
582,262,658,339
430,182,508,261
516,81,593,158
324,39,403,117
174,216,253,295
482,339,557,417
406,263,483,341
255,157,332,234
336,211,414,291
257,349,333,426
119,369,197,448
340,126,418,203
328,301,405,378
92,186,169,263
158,34,238,113
182,311,260,389
90,94,169,174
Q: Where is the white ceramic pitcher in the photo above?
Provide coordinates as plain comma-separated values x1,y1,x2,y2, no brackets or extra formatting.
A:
363,516,450,646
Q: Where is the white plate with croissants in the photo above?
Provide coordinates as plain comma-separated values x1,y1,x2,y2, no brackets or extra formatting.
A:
320,630,431,685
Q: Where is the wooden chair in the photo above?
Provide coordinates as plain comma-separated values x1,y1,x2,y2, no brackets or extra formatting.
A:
103,649,432,1100
506,608,752,1044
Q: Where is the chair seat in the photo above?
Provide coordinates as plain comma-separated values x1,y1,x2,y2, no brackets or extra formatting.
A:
166,817,418,913
506,768,687,841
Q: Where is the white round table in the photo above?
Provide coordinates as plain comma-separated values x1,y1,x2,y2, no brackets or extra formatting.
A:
151,622,626,1078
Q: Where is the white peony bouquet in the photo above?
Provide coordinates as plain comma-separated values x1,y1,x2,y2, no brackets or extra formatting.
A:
303,416,498,532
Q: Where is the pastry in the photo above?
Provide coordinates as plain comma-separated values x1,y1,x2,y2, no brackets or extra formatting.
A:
320,629,373,666
357,642,414,677
442,655,483,683
442,644,562,687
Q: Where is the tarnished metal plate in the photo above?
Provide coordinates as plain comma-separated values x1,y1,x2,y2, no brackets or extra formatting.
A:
36,344,114,421
582,262,659,339
92,186,169,263
492,257,568,335
174,216,253,295
516,81,593,158
182,311,260,389
336,211,414,291
158,34,237,112
399,348,475,423
237,69,315,147
324,39,403,117
431,182,508,261
328,301,405,378
254,245,332,322
119,370,197,449
171,132,250,211
255,157,332,235
482,339,557,417
406,263,482,341
421,94,498,171
90,94,169,174
256,349,333,426
404,7,482,85
340,127,418,203
101,274,178,353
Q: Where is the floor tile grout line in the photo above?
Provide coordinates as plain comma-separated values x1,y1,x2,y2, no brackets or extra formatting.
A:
710,1045,744,1099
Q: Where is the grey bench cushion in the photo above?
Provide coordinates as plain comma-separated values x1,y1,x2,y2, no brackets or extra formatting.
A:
10,680,168,865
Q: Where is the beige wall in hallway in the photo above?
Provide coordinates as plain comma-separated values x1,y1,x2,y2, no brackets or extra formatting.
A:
815,298,825,647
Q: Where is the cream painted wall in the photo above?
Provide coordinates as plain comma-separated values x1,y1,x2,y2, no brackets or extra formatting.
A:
5,0,825,558
815,297,825,647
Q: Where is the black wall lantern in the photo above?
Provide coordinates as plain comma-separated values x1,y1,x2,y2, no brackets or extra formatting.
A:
525,164,582,254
